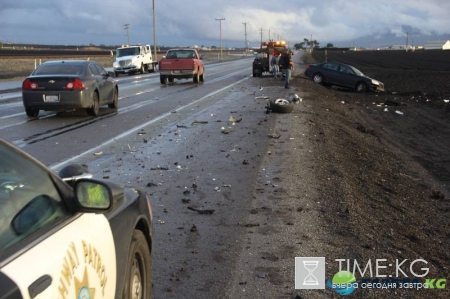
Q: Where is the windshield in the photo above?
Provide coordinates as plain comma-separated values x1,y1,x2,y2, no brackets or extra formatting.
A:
33,63,84,75
0,142,68,253
116,47,140,57
350,66,364,76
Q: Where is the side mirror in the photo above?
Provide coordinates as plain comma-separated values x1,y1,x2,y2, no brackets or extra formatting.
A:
162,56,166,59
74,180,112,211
12,195,56,235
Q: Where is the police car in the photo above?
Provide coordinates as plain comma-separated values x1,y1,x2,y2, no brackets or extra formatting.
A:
0,138,154,299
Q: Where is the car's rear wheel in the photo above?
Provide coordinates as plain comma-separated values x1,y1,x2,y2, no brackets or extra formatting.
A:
108,88,118,109
356,82,368,92
193,72,199,83
160,75,167,85
313,73,324,84
199,71,205,82
25,108,39,117
168,76,174,83
123,230,152,299
87,92,100,116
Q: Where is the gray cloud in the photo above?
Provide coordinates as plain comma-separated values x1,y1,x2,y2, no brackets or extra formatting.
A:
1,0,449,47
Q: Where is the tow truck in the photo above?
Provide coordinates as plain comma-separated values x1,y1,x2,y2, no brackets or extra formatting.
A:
252,40,288,77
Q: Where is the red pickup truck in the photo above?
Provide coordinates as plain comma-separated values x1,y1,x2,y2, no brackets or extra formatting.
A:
158,49,205,84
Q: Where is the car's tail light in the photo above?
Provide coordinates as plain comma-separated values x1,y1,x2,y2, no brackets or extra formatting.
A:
306,64,310,70
66,78,84,90
22,79,39,90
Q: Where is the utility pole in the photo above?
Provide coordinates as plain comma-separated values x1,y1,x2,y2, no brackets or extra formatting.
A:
215,18,225,61
269,29,271,41
123,24,130,45
259,28,265,46
406,31,409,52
152,0,157,62
242,22,249,52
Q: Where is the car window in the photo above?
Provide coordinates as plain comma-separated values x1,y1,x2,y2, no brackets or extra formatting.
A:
0,144,69,254
33,63,83,75
339,65,354,74
323,63,339,71
94,64,107,76
167,50,196,59
89,64,101,76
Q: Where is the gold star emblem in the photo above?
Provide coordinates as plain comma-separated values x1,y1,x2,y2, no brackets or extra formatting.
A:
74,267,96,299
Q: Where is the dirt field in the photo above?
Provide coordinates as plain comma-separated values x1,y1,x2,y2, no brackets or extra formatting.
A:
288,49,450,297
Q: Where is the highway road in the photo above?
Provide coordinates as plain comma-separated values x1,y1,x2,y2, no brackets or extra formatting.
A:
0,54,333,298
0,58,253,168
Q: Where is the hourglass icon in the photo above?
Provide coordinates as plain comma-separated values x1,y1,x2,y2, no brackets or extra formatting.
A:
302,260,319,285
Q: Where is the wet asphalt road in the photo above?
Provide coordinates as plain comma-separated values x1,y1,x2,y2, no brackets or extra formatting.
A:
0,54,316,298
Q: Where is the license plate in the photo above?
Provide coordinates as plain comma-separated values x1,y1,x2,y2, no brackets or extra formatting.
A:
44,95,60,102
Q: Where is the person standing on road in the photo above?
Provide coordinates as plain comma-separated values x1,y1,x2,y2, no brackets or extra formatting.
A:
284,51,294,89
270,52,280,80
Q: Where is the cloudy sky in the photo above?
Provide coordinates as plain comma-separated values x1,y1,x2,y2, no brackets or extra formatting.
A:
1,0,450,48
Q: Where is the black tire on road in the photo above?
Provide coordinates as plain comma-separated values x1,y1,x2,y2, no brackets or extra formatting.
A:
313,73,324,84
25,108,39,117
269,99,295,113
160,75,167,85
108,88,118,109
168,76,174,83
199,71,205,82
87,92,100,116
356,82,368,92
140,63,145,74
123,230,152,299
193,72,199,83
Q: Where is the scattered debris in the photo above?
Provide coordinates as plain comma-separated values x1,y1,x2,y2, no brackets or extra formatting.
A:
268,133,281,139
395,110,404,115
242,160,249,165
146,182,158,187
177,125,188,128
384,100,401,106
222,184,232,188
188,207,215,214
192,120,208,125
181,198,191,204
190,225,198,232
444,99,449,103
150,166,169,170
229,116,242,123
221,127,235,134
183,190,191,195
243,223,260,227
94,151,103,156
255,96,269,99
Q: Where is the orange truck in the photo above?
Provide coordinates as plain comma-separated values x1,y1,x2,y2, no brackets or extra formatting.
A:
158,49,205,84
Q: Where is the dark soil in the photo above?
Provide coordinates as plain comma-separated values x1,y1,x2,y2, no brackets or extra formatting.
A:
264,49,450,298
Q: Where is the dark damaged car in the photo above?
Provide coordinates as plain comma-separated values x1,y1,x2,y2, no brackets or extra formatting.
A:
304,62,385,92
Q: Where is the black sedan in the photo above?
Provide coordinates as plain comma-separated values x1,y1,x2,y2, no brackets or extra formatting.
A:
304,62,384,92
22,60,118,117
0,138,154,298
